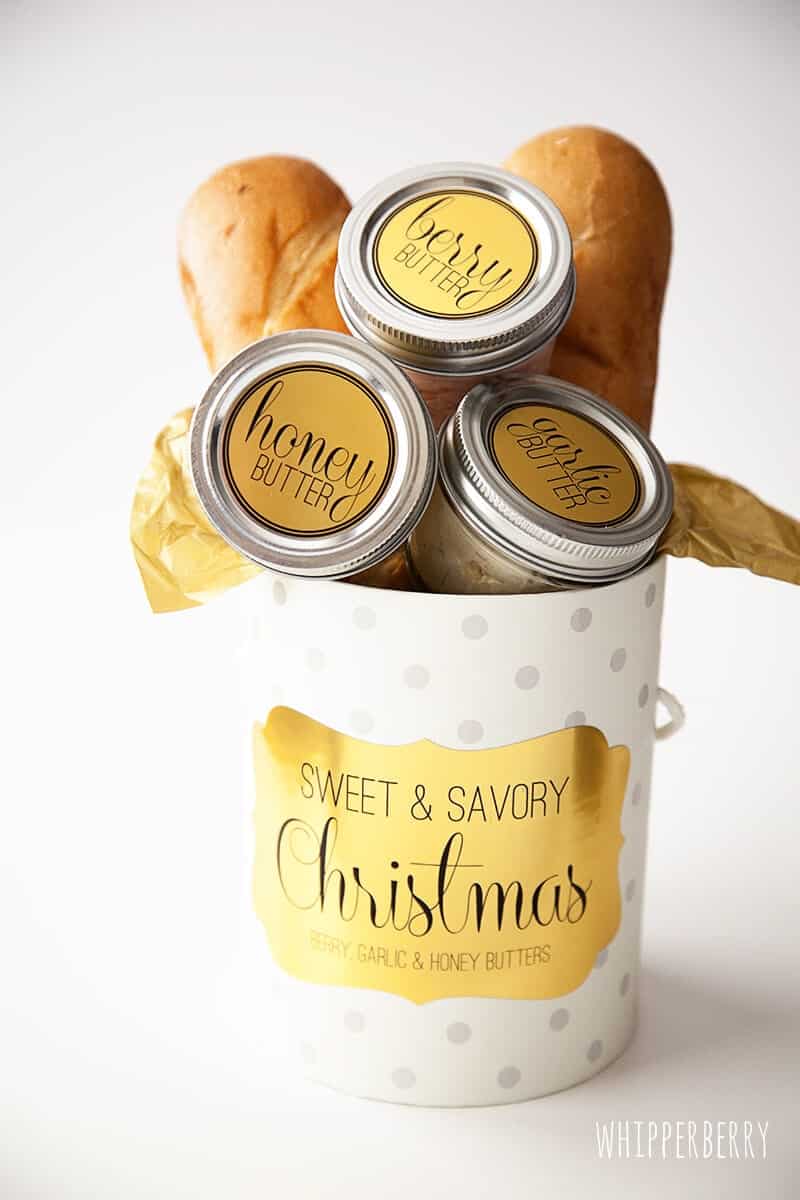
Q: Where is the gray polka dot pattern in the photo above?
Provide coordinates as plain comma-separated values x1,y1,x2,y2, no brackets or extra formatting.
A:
353,606,376,631
343,1010,365,1033
272,579,287,606
497,1066,521,1089
570,607,592,632
458,719,484,745
250,552,666,1105
461,614,488,640
515,665,540,690
403,664,430,690
391,1067,416,1090
351,710,374,735
645,583,657,608
638,684,650,708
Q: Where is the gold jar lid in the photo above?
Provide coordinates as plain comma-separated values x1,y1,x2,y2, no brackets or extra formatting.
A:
335,163,575,376
190,331,436,578
439,378,673,584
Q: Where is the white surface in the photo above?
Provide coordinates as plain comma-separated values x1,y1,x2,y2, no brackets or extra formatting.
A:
1,0,798,1196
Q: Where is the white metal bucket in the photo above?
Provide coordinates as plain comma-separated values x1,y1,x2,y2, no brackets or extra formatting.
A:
239,554,675,1106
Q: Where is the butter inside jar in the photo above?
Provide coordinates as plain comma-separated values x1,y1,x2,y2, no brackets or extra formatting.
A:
190,331,435,583
409,378,673,594
335,163,575,429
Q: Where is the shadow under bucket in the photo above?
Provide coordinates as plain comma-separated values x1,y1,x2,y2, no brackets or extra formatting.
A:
240,554,672,1106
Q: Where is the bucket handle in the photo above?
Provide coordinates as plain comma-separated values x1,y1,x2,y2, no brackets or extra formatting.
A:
655,687,685,741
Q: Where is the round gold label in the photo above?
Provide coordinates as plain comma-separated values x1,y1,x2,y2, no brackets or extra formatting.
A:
222,366,396,536
373,189,538,319
489,404,641,526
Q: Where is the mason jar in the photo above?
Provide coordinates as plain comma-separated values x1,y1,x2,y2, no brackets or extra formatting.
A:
409,377,673,594
335,163,575,429
189,330,435,588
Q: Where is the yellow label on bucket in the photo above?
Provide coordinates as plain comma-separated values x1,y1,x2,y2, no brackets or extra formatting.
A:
373,190,538,318
222,366,396,535
490,403,641,526
253,708,628,1004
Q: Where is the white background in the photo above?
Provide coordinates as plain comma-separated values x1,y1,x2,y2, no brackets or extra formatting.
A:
2,0,798,1196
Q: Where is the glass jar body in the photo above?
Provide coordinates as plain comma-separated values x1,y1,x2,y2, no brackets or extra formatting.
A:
409,484,568,595
349,544,420,591
403,339,557,430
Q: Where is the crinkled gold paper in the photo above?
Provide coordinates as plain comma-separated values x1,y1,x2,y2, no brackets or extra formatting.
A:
662,463,800,585
130,409,260,613
130,415,800,613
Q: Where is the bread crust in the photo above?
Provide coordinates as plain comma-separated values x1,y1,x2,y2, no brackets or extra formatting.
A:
505,127,671,431
178,156,350,371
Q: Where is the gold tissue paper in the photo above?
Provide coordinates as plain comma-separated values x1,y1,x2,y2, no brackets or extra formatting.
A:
661,463,800,584
130,409,260,613
130,413,800,613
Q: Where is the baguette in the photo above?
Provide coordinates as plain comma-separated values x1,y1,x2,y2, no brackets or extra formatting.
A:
178,155,350,372
505,127,671,431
